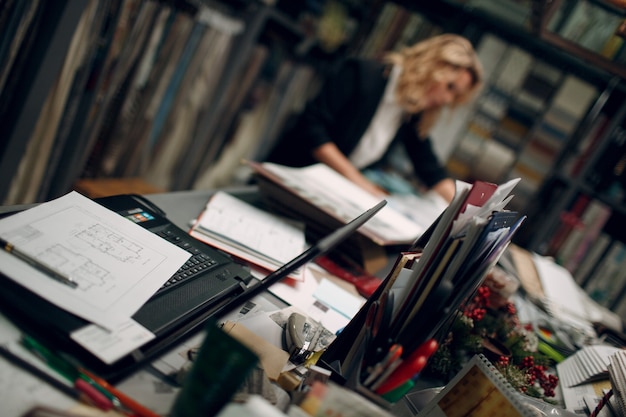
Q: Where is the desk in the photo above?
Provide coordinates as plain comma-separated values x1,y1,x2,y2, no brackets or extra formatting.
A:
0,188,421,417
5,188,609,417
137,191,625,416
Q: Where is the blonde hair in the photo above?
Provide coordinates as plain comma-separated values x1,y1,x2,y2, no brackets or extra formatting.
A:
385,34,483,137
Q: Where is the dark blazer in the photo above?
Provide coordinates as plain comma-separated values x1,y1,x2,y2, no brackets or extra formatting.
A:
265,58,448,188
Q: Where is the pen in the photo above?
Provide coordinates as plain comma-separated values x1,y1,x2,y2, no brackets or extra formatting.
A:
0,237,78,288
22,335,158,417
20,335,115,411
0,344,81,401
375,339,438,395
73,378,114,411
80,368,162,417
0,344,113,410
362,344,403,387
22,334,79,381
78,372,125,410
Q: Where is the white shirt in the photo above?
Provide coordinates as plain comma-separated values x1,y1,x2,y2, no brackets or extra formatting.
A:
348,65,404,169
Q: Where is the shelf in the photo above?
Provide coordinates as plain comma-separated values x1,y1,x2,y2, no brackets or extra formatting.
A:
414,0,626,83
552,172,626,215
540,31,626,80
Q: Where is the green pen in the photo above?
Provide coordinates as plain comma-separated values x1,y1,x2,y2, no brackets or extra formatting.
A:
21,334,80,381
21,334,125,410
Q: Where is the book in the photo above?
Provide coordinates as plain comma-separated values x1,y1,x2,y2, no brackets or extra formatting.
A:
545,194,590,257
417,354,537,416
248,161,428,247
559,199,612,272
189,190,306,280
566,113,609,177
493,46,532,94
6,0,112,205
585,240,626,308
98,4,176,177
2,0,94,205
574,232,612,286
587,124,626,194
145,12,237,189
358,3,400,58
608,350,626,416
79,0,166,179
557,345,621,388
0,0,43,103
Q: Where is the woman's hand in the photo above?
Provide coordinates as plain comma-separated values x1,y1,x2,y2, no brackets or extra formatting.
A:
431,178,456,203
313,142,389,198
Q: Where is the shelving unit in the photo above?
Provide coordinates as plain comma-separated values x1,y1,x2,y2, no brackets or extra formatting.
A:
539,0,626,78
0,0,370,204
3,0,626,313
398,0,626,316
0,0,89,203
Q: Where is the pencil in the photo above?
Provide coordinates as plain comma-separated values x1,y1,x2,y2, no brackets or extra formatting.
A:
0,237,78,288
80,368,161,417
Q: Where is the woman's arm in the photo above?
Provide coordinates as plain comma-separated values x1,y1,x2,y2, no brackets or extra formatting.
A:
399,119,454,202
430,177,456,203
313,143,388,197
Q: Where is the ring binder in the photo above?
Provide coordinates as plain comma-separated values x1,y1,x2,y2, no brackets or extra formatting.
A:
416,354,536,416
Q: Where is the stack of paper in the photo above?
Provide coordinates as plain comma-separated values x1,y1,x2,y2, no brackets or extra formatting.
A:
189,191,306,280
532,253,596,339
557,345,621,387
608,350,626,415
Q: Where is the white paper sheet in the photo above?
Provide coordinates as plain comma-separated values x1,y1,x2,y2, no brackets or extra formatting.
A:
191,191,305,280
260,163,425,245
0,192,190,330
70,319,156,364
196,191,305,265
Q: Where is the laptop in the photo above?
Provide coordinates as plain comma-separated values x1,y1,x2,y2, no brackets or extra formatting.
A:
0,193,386,381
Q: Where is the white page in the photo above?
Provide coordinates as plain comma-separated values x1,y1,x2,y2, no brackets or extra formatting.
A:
0,346,76,417
532,253,596,335
313,278,364,320
0,192,190,330
261,163,424,244
192,191,305,278
70,319,156,364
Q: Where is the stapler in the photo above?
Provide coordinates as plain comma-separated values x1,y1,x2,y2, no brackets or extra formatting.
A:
285,312,322,364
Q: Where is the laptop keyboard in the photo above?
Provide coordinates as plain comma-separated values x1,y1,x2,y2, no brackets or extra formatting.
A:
155,228,220,292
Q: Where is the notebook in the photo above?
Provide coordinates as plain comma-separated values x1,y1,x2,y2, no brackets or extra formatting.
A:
0,193,386,382
416,354,536,416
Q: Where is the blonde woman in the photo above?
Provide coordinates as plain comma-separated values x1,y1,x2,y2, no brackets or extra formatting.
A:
266,34,483,202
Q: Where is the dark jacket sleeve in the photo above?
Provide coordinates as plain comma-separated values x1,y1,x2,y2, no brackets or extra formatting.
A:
297,60,361,152
265,59,387,167
397,118,449,188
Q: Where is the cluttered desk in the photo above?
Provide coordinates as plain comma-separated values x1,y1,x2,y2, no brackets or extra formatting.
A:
0,163,625,417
